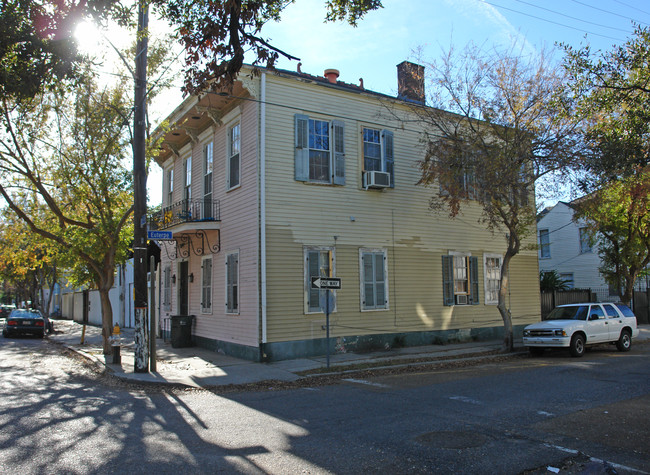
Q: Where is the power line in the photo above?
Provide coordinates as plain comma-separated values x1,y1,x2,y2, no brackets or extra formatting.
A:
569,0,648,25
484,1,627,42
513,0,632,33
612,0,650,18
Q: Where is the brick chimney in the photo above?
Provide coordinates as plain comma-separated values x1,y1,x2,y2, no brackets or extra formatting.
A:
397,61,425,104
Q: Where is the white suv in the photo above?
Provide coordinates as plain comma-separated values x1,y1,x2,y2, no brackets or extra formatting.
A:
523,303,639,357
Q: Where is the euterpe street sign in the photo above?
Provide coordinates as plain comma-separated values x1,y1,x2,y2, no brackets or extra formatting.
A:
147,230,173,240
310,277,342,290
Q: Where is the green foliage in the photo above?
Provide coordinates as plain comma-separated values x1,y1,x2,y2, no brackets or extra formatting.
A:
573,173,650,305
539,270,568,292
563,24,650,187
152,0,382,94
0,0,129,103
0,65,134,290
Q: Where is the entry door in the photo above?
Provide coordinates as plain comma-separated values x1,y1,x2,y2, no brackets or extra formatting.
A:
586,304,608,343
178,261,189,316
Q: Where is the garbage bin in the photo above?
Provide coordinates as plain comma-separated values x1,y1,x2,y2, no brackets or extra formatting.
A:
170,315,195,348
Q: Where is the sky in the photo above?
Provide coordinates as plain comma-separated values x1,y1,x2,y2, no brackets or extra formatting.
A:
78,0,650,206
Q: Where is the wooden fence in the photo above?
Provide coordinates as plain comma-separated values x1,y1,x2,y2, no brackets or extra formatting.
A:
541,288,649,323
540,289,595,319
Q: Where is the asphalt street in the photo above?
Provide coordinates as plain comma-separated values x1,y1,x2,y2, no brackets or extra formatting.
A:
0,335,648,474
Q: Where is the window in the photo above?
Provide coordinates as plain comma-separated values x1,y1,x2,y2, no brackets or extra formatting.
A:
225,252,239,314
305,247,335,313
294,114,345,185
184,155,192,201
483,254,502,305
162,265,171,311
167,168,174,206
360,249,388,310
362,128,394,187
442,254,479,306
228,123,241,190
603,304,618,317
579,227,591,253
201,257,212,313
560,273,574,289
203,142,213,219
539,229,550,259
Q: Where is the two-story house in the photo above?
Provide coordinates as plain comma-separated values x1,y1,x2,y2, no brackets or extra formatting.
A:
537,200,649,301
152,62,541,362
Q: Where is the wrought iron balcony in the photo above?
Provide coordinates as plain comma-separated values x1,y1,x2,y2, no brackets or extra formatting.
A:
149,199,221,230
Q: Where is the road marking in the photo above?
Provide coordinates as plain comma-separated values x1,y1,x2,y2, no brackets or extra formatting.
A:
449,395,483,405
343,378,390,388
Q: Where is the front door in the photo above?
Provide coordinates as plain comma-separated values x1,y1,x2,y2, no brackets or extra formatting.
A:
586,304,608,343
178,261,189,315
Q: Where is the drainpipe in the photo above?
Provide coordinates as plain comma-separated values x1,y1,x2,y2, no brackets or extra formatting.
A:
260,73,268,353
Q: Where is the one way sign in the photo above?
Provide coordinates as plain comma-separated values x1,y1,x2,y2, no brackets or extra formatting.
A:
310,277,342,290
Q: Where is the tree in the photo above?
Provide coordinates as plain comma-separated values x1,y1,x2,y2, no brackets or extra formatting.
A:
0,70,134,354
1,0,383,100
412,43,583,351
563,24,650,184
572,174,650,306
0,206,63,313
0,0,130,103
154,0,383,94
563,26,650,305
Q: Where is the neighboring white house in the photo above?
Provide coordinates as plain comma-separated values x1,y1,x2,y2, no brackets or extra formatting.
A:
59,250,161,330
537,200,648,301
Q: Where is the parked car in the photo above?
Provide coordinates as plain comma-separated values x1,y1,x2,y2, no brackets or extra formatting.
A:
0,304,16,319
2,309,47,338
523,303,639,357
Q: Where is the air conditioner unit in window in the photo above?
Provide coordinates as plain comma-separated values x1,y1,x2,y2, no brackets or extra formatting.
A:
363,170,391,189
455,294,468,305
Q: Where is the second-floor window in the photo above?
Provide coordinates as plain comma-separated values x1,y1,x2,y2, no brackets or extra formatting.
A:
579,227,591,253
362,128,394,187
167,168,174,206
539,229,550,258
294,114,345,185
228,123,240,190
203,142,213,219
184,155,192,202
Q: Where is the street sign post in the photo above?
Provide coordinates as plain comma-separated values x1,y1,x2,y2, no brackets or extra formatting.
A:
311,277,341,368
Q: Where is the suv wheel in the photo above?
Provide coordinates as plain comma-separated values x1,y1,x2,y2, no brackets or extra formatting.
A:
616,329,632,352
569,334,585,357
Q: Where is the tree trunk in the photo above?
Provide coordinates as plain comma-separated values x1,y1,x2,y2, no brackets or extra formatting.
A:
498,249,516,353
99,285,114,355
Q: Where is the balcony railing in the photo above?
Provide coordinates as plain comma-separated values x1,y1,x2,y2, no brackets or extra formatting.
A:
149,199,221,230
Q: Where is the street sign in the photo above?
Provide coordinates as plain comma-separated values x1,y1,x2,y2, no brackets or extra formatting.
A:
311,277,342,290
147,230,173,240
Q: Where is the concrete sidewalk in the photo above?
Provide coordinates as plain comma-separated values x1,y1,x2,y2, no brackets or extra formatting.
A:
47,319,650,389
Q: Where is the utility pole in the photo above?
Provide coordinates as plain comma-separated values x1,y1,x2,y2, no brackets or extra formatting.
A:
133,0,149,373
